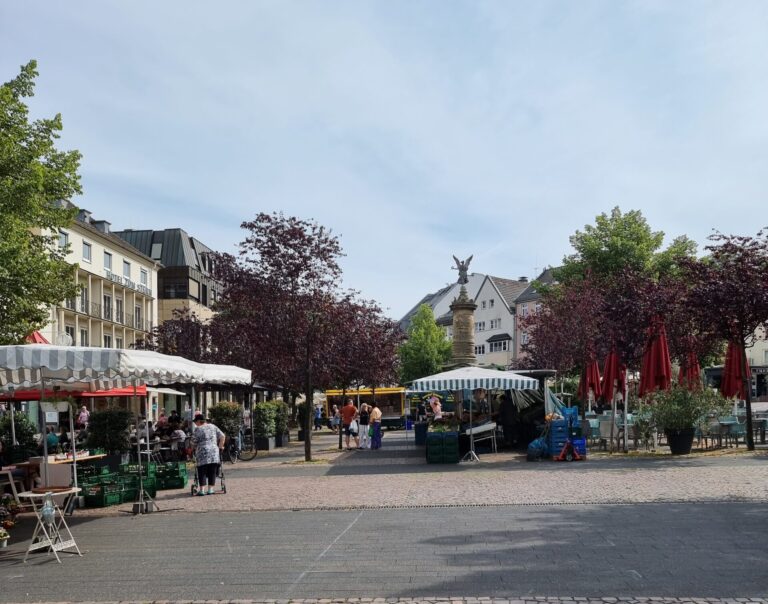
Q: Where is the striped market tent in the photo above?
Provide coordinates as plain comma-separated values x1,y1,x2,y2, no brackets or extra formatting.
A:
0,345,251,391
410,366,539,393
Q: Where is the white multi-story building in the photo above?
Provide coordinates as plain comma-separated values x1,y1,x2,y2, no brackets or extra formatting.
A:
41,207,160,349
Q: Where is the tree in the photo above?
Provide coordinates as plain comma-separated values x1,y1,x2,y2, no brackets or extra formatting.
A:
0,60,81,344
398,304,451,383
683,230,768,450
135,308,210,362
211,213,346,461
556,207,696,285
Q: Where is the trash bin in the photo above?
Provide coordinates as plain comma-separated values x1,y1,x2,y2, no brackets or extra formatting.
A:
414,422,428,446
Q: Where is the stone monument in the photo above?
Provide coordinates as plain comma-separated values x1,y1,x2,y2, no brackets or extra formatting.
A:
448,255,477,367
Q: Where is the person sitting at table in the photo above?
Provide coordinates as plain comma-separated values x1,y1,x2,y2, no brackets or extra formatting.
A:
156,410,168,430
170,426,188,459
44,427,59,453
58,426,70,450
136,416,155,442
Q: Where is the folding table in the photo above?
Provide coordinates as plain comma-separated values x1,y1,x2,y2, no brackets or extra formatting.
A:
18,487,83,563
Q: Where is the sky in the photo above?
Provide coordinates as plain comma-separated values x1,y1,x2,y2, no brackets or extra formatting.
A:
2,1,767,320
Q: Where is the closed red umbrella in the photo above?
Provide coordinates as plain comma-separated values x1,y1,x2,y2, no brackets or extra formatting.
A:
721,341,751,399
639,318,672,398
577,358,602,405
601,349,626,404
678,350,701,390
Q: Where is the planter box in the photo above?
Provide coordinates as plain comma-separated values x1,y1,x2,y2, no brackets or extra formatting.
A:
255,436,276,451
666,428,695,455
275,432,290,447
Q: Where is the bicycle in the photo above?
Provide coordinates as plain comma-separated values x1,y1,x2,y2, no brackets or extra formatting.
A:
238,427,257,461
223,436,240,464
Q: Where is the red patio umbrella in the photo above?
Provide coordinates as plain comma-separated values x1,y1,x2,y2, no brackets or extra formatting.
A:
720,341,751,400
638,319,672,398
678,350,701,390
601,349,626,404
577,358,602,406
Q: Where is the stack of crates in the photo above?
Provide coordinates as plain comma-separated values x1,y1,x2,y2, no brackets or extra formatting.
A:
82,467,122,508
426,432,460,464
155,461,188,490
548,416,588,460
119,462,157,498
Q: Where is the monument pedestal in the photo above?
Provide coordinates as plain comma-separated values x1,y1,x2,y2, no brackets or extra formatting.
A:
448,285,477,367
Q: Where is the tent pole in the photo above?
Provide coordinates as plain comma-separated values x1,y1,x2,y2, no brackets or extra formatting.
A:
10,398,17,446
41,377,48,487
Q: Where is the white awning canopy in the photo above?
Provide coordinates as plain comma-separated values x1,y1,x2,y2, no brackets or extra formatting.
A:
410,366,539,393
146,387,188,396
0,345,252,391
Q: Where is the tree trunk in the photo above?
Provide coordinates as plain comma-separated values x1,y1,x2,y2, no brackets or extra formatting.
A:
304,338,313,462
742,342,755,451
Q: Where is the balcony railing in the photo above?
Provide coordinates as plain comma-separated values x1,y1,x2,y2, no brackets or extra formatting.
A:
103,307,113,321
125,314,135,329
78,299,88,313
115,311,124,324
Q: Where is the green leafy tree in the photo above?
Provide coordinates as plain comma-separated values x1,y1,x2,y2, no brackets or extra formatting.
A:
556,207,695,285
0,411,38,458
399,304,451,383
0,60,81,344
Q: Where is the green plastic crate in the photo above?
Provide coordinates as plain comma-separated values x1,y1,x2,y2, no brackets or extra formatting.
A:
84,483,122,508
158,475,188,490
119,462,157,477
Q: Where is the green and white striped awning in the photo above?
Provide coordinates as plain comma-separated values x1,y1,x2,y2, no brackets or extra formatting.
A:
410,366,539,392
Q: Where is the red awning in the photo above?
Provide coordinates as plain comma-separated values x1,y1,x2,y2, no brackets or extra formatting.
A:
721,341,750,400
602,349,626,403
25,331,50,344
80,385,147,398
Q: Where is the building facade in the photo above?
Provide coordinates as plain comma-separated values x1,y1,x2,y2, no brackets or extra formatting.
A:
113,228,220,323
514,268,556,359
41,208,159,349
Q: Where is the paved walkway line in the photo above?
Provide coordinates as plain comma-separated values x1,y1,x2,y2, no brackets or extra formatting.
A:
4,598,767,603
286,509,364,596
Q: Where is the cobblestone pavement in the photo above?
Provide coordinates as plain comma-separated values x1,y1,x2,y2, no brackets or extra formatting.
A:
75,431,768,516
5,599,768,604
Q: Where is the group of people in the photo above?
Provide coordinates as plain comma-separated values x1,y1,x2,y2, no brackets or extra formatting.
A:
327,399,383,450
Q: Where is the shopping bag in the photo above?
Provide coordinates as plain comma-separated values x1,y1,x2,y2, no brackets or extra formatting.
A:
368,426,374,437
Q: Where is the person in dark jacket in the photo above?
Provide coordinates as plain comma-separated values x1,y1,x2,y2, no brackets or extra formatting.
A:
497,393,519,449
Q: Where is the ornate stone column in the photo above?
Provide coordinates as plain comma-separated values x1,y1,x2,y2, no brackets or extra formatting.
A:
449,285,477,367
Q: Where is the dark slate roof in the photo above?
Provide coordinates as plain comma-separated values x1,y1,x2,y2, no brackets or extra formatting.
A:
488,276,530,309
435,311,453,326
398,283,454,333
113,228,216,272
515,267,558,304
486,332,512,343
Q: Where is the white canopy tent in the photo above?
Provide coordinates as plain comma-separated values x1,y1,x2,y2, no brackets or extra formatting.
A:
0,345,252,489
410,366,540,462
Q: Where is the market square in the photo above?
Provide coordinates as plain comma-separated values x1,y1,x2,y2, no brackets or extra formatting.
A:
3,2,768,603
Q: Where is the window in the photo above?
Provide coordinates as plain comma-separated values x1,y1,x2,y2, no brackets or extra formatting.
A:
474,321,486,332
123,260,131,278
535,303,542,314
103,334,112,348
474,345,486,355
80,329,89,347
140,269,148,286
135,305,142,329
481,301,486,309
115,298,124,323
103,294,112,320
104,252,112,271
82,241,92,262
490,341,508,353
521,332,529,345
64,325,75,344
521,304,528,317
116,337,123,349
79,287,89,313
151,243,163,259
189,279,200,299
490,318,501,329
59,231,69,249
489,299,495,308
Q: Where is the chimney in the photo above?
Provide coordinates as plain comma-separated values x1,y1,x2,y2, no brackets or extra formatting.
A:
92,220,111,234
519,276,528,282
77,209,92,223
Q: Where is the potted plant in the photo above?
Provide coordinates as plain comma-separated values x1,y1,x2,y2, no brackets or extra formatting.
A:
0,526,9,548
208,401,243,444
274,402,290,447
253,402,277,451
649,385,730,455
86,408,132,468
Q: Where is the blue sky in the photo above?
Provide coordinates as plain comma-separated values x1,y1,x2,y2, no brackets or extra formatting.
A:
2,1,767,319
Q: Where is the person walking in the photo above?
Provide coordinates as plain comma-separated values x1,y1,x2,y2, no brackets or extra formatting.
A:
341,399,359,450
358,403,371,449
370,402,383,450
314,405,323,431
77,405,90,429
331,404,341,434
190,414,225,495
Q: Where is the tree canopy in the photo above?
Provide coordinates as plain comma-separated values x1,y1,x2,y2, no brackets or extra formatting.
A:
0,60,81,344
399,304,452,383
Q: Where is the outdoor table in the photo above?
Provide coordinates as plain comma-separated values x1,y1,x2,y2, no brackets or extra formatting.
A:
718,420,737,447
18,487,83,563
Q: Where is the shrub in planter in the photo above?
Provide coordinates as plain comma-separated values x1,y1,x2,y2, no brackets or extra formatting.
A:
208,401,243,438
86,408,132,454
649,385,730,455
274,402,290,446
253,402,277,450
0,411,38,461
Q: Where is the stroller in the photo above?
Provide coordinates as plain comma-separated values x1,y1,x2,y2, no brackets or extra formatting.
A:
190,453,228,496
